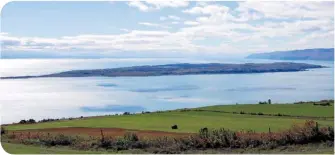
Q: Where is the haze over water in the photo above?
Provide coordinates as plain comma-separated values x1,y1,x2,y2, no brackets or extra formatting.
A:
0,58,333,124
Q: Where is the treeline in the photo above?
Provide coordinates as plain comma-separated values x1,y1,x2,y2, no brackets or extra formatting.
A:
1,121,333,153
294,100,333,106
13,111,152,125
259,99,272,104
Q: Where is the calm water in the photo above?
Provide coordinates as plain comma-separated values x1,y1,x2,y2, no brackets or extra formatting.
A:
0,58,334,124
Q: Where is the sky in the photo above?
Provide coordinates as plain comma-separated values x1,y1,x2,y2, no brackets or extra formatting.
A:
0,1,334,58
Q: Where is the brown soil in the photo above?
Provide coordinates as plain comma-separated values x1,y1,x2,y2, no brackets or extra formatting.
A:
12,127,193,139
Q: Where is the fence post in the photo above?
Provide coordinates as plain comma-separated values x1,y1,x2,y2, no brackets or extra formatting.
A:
100,129,105,142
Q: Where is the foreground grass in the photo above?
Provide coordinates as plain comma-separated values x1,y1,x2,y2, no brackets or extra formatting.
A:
184,143,334,154
5,111,333,133
1,143,106,154
197,101,334,117
2,142,333,154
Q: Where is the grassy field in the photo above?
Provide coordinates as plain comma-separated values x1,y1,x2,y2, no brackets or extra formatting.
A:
196,102,334,117
5,110,334,133
1,100,334,154
1,143,106,154
2,142,333,154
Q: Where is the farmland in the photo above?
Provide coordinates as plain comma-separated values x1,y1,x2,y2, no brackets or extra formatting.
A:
1,100,334,154
196,100,334,117
5,110,334,133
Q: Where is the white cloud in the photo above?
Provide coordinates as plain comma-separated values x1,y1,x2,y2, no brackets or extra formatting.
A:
138,22,171,29
236,1,334,20
2,1,333,56
1,30,198,53
128,1,149,12
128,0,189,12
159,16,167,21
160,15,182,21
184,21,199,26
145,0,189,8
183,4,230,16
168,15,181,20
291,31,334,48
120,28,130,32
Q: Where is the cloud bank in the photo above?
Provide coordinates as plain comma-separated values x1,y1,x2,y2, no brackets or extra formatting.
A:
1,1,333,58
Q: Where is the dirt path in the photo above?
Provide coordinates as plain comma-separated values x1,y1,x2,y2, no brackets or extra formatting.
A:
12,127,192,138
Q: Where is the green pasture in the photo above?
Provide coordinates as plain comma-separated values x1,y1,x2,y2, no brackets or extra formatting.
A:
5,110,333,133
195,102,334,117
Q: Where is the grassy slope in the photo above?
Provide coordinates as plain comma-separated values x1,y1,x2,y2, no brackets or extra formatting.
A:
196,103,334,117
5,111,333,133
1,143,106,154
2,142,333,154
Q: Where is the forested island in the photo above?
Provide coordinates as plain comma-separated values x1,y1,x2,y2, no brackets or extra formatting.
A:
1,62,324,79
247,48,334,61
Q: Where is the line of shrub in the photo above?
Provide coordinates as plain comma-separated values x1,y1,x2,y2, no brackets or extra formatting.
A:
191,109,331,120
2,121,333,153
13,112,131,125
294,100,333,106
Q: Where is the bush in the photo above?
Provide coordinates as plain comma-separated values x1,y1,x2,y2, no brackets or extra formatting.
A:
180,108,191,112
39,118,57,123
240,111,245,114
18,119,36,124
99,137,113,149
171,125,178,129
28,119,36,124
41,134,78,146
314,102,331,106
257,112,264,115
1,126,5,135
259,101,267,104
19,120,27,124
124,132,139,142
123,112,131,115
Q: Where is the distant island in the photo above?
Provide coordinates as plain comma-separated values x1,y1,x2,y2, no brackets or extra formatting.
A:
1,62,324,79
247,48,334,61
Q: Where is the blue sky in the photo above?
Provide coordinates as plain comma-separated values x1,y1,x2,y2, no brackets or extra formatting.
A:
0,1,334,58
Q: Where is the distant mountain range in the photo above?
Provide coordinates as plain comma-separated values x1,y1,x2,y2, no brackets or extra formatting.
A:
247,48,334,61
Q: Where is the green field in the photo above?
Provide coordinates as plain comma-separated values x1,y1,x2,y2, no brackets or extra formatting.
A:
1,143,105,154
5,109,334,133
2,142,333,154
2,101,334,154
196,102,334,117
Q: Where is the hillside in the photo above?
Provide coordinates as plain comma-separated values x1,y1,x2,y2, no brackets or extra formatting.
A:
4,100,334,132
1,100,334,154
247,48,334,61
